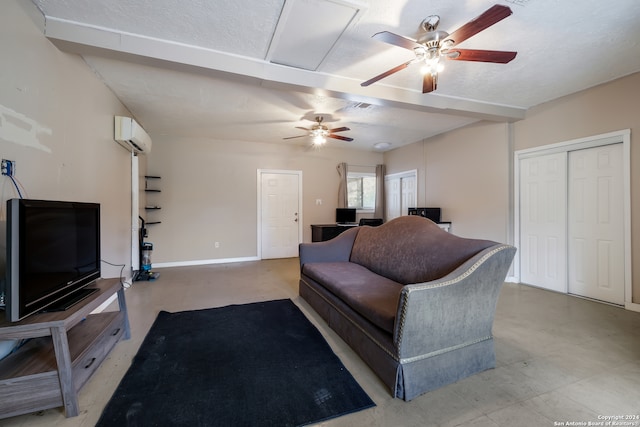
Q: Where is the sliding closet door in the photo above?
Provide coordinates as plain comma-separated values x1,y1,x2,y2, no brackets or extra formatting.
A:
519,152,568,293
517,135,628,305
568,144,624,304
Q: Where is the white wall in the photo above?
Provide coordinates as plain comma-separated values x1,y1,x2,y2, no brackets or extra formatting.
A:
0,0,135,281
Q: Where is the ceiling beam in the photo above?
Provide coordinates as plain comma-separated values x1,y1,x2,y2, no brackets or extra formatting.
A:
42,16,527,122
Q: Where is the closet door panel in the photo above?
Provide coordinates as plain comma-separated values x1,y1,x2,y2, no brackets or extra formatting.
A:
519,152,568,293
568,144,624,304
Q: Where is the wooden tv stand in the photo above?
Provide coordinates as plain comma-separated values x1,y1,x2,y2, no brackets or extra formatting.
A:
0,278,130,419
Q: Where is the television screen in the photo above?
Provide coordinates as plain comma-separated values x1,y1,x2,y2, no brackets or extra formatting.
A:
336,208,356,224
6,199,101,322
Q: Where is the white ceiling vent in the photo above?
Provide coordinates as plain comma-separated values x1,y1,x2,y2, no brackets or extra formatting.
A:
341,101,374,112
114,116,152,154
352,102,373,110
267,0,365,71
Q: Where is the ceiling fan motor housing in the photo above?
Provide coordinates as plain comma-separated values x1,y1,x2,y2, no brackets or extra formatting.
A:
417,29,449,47
421,15,440,32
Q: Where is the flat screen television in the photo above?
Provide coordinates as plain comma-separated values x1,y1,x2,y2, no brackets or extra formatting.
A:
5,199,101,322
336,208,356,224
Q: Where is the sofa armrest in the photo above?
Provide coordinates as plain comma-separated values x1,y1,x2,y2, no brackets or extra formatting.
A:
393,244,516,360
299,227,359,267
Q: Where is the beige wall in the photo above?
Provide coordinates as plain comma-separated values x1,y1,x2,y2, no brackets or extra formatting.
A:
146,136,382,264
426,122,510,241
6,0,638,303
514,72,640,303
385,72,640,303
385,121,510,242
513,73,640,152
0,0,134,280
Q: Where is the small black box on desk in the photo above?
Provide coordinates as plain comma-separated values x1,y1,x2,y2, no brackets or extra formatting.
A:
408,207,441,223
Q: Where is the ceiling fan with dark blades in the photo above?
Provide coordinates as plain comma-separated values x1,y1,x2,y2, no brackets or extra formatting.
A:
284,116,354,145
361,4,517,93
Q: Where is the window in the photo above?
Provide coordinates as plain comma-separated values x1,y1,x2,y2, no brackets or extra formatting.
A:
347,172,376,211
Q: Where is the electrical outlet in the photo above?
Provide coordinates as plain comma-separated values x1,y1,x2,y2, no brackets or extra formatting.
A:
214,241,220,248
1,159,15,176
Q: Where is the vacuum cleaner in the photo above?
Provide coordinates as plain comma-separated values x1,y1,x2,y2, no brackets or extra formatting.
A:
135,216,159,281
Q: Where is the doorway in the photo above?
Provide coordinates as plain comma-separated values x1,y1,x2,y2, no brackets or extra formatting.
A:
515,130,630,305
384,170,417,221
258,170,302,259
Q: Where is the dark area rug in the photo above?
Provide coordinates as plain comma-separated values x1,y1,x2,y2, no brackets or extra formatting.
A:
96,299,375,427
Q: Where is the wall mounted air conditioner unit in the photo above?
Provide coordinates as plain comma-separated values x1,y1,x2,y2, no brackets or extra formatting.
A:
114,116,152,154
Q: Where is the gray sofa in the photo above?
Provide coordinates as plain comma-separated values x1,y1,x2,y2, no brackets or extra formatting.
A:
298,216,516,401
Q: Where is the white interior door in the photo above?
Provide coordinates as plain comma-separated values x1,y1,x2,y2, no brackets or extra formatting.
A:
401,175,417,214
385,170,417,221
259,171,301,259
568,144,624,304
519,152,568,293
385,177,401,220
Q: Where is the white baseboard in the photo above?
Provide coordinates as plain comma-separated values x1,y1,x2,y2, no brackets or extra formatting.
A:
507,277,640,313
92,274,131,314
153,256,260,269
92,293,118,314
625,301,640,313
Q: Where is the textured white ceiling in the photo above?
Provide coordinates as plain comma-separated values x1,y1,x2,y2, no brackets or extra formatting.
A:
31,0,640,151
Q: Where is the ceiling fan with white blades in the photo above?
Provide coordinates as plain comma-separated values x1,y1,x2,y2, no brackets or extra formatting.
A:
361,4,517,94
283,116,353,145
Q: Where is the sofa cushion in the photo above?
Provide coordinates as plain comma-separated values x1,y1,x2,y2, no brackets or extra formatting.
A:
350,216,497,284
302,262,403,333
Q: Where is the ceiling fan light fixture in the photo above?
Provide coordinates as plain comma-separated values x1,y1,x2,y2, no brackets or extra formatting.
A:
420,56,444,75
310,127,329,145
284,116,353,144
312,135,327,145
441,39,454,49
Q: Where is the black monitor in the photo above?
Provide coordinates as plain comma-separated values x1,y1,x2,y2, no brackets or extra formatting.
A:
336,208,356,224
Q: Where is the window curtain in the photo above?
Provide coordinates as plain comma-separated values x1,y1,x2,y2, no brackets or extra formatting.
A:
337,162,348,208
374,164,385,219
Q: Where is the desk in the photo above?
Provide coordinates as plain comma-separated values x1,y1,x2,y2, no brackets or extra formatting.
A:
311,221,451,242
437,222,451,233
311,224,358,242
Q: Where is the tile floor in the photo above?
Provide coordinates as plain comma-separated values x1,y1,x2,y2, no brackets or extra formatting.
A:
3,258,640,427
